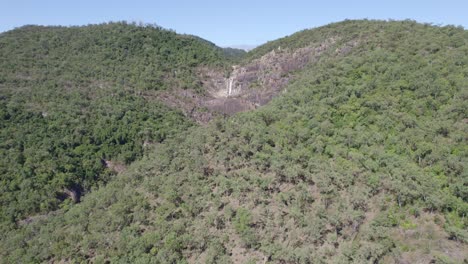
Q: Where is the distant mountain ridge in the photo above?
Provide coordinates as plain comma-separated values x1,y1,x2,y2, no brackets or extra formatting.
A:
227,44,258,51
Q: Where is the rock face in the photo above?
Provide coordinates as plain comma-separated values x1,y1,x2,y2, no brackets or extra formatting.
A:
157,38,342,123
200,38,336,117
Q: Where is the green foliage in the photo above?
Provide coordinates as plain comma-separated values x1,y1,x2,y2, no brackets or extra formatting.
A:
0,19,467,263
233,208,257,248
221,47,247,62
0,22,223,223
0,22,229,91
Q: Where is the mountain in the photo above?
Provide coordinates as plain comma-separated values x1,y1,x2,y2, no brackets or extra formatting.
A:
0,19,467,263
0,21,232,225
222,47,248,60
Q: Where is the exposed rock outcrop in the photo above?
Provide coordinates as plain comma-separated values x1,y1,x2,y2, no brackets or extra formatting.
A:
200,38,337,116
155,37,359,123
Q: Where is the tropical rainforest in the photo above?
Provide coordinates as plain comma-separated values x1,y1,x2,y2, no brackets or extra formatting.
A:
0,19,467,263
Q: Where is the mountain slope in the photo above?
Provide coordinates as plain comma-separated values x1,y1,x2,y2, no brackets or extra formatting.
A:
0,22,234,226
1,20,468,263
0,22,228,90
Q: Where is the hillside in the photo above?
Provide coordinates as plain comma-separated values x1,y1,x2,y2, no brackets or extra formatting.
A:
1,20,468,263
0,21,234,226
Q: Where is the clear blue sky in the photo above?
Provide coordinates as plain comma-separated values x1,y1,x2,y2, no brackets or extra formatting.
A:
1,0,467,47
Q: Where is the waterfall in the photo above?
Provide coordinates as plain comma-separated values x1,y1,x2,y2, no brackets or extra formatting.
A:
227,77,234,96
226,78,229,95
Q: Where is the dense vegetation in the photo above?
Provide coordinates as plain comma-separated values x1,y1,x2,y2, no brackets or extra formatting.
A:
0,22,231,90
222,47,247,62
0,20,467,263
0,22,233,227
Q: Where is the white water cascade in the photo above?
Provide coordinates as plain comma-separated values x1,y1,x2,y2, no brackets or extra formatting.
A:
227,77,234,96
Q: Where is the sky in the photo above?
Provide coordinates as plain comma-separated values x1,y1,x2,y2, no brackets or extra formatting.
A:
1,0,467,48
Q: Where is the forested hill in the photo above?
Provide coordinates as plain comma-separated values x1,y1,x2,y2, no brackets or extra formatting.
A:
1,20,468,263
246,19,467,61
0,22,232,90
0,22,236,227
